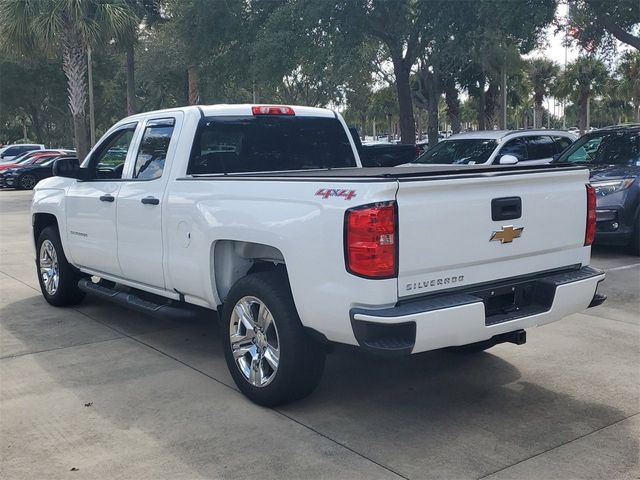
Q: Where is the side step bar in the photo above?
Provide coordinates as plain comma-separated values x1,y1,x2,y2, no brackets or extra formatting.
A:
78,278,200,321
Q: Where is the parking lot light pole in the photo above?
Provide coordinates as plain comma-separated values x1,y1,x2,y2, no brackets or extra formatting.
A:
88,47,96,147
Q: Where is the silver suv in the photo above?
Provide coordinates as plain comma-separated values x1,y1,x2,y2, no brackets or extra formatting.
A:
409,130,577,166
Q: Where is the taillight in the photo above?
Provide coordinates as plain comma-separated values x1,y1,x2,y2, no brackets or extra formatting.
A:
585,184,596,246
345,202,397,279
252,105,295,115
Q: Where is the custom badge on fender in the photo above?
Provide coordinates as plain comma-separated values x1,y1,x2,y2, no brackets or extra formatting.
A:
315,188,357,200
490,225,524,244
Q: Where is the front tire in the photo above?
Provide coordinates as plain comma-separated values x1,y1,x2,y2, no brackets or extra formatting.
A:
36,226,85,306
222,270,325,406
18,174,37,190
630,216,640,256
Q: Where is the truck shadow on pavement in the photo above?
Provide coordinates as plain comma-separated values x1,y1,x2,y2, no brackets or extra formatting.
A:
1,293,637,479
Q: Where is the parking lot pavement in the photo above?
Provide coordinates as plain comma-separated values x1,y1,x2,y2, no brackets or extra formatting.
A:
1,189,638,479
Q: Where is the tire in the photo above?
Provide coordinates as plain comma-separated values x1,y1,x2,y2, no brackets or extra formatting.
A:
446,338,498,354
36,226,85,306
222,270,325,406
18,174,37,190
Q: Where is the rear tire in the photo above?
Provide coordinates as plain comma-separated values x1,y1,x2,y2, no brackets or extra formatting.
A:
222,270,325,406
36,226,85,306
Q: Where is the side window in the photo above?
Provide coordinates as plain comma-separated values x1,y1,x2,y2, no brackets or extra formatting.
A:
86,125,137,179
133,119,175,180
499,138,527,162
526,136,555,160
5,146,20,156
594,133,638,165
553,136,573,154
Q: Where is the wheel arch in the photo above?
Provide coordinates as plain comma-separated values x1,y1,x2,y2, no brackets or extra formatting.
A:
211,240,286,307
32,213,59,247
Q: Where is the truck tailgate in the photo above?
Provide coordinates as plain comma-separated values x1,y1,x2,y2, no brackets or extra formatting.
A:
396,168,591,298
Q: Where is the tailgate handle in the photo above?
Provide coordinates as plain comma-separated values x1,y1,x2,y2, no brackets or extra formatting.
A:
492,197,521,221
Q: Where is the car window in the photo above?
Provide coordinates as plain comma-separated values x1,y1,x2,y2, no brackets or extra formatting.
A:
593,132,639,165
188,116,357,175
552,136,573,154
86,125,137,179
4,146,20,156
525,136,555,160
412,139,497,164
499,138,528,162
557,132,639,165
133,119,175,180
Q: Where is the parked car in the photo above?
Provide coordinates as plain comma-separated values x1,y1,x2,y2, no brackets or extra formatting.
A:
32,104,604,406
553,124,640,254
0,150,73,187
349,128,419,166
407,130,577,166
4,154,76,190
0,143,45,161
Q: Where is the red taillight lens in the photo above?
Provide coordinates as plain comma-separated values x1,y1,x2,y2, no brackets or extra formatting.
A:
252,105,295,116
345,202,397,278
585,184,596,246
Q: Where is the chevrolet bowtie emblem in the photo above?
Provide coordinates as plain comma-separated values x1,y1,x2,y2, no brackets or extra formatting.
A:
490,225,524,244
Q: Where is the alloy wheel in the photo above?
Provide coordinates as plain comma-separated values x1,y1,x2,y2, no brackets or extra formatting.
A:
39,239,59,295
229,296,280,387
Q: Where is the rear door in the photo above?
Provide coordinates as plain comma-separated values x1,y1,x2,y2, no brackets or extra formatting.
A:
395,168,590,298
116,113,183,288
65,123,139,275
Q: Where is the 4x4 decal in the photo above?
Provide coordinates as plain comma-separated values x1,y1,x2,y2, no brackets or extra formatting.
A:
315,188,357,200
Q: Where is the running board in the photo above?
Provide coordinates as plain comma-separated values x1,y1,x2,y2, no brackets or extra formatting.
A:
78,278,200,321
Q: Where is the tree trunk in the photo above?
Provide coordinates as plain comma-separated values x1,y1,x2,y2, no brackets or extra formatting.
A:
61,24,90,160
444,84,461,134
534,104,544,129
125,44,136,116
28,106,44,143
390,53,415,144
187,65,200,105
578,90,589,135
485,82,499,129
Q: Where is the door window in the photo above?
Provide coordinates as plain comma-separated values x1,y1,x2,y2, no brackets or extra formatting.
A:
85,125,137,179
525,136,555,160
499,138,528,162
133,119,175,180
552,136,573,154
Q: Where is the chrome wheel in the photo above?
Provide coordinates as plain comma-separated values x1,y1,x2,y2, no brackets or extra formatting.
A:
19,175,36,189
39,239,59,295
229,296,280,387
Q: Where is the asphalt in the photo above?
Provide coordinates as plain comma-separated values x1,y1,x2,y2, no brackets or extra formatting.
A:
0,189,638,480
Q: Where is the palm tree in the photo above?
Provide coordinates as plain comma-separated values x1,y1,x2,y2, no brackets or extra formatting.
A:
556,56,609,134
0,0,137,160
617,51,640,123
528,58,559,128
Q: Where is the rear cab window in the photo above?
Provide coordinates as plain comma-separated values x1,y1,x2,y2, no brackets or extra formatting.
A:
187,116,357,175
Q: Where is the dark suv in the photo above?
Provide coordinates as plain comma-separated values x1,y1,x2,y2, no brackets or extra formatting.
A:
555,124,640,255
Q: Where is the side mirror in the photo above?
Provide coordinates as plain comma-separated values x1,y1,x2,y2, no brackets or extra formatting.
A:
0,153,5,159
53,158,85,180
499,155,519,165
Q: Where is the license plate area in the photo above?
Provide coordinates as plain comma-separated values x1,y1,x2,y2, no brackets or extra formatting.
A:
472,279,555,326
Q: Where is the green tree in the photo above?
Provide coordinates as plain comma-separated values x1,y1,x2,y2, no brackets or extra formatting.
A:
528,58,559,128
567,0,640,51
0,0,137,159
617,51,640,122
556,56,609,133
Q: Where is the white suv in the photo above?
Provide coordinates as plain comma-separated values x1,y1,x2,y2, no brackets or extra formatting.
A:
0,144,45,162
409,130,577,166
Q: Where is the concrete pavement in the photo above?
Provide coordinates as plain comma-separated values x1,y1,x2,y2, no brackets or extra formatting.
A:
1,189,638,479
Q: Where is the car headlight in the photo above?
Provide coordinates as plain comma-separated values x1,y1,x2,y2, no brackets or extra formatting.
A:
591,177,636,196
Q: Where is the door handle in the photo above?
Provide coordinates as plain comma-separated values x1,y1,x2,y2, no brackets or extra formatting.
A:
141,196,160,205
99,194,115,202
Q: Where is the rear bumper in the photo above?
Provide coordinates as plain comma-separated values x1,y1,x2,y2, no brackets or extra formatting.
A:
350,266,605,355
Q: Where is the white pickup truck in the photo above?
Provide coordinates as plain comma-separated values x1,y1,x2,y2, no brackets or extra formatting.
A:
32,104,606,406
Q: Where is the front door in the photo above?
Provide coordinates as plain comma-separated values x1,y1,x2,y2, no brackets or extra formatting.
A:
116,114,182,289
65,124,139,276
